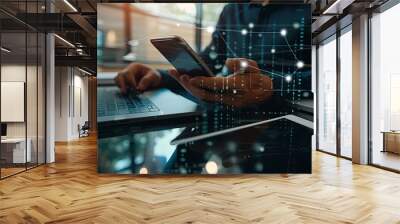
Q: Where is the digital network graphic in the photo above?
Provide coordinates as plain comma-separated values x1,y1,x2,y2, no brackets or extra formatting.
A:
186,5,312,130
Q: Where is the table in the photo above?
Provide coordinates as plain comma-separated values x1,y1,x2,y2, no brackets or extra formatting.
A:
1,138,32,163
382,131,400,154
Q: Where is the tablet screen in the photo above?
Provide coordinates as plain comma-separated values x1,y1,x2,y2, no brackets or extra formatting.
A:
98,117,312,174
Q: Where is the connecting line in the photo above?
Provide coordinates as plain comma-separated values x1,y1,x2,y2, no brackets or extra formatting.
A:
283,36,299,61
262,89,313,92
291,68,298,76
216,30,298,79
196,26,279,34
217,31,238,58
246,64,287,78
218,31,290,79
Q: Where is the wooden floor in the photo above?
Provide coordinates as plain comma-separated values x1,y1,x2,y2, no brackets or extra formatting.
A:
372,150,400,171
1,135,400,224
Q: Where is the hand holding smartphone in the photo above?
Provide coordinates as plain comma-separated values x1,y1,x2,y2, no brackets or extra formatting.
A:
150,36,215,77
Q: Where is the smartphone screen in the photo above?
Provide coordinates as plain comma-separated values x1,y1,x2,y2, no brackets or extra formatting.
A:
151,37,215,77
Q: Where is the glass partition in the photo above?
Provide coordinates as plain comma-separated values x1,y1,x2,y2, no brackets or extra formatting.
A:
1,30,28,177
0,1,46,179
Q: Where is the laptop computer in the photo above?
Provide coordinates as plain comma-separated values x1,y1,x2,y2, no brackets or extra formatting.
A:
97,72,201,126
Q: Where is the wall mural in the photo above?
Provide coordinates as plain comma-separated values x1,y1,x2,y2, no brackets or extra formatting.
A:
97,2,312,174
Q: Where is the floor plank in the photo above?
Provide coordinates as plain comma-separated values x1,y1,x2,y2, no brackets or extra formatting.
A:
1,134,400,224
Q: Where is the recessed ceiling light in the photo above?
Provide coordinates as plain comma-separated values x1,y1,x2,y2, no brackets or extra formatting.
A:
54,34,75,48
63,0,78,12
1,47,11,53
78,67,92,76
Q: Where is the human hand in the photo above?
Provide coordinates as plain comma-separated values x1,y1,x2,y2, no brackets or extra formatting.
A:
114,63,162,94
168,58,273,108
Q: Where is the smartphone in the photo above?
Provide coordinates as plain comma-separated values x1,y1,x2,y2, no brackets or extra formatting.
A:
150,36,215,77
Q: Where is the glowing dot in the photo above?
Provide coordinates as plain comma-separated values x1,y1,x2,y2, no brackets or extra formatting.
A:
227,141,237,152
205,161,218,174
134,155,144,165
285,75,292,82
206,26,215,33
179,167,187,174
258,33,262,37
240,60,248,68
253,143,265,152
293,22,300,29
271,48,276,54
296,61,304,69
139,167,148,174
280,29,287,37
248,23,254,29
241,29,248,35
233,89,237,94
176,23,181,27
214,64,223,70
255,162,264,172
209,51,217,60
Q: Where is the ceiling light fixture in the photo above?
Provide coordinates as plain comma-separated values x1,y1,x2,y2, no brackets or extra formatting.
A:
322,0,352,15
78,67,92,76
54,34,75,48
1,47,11,53
63,0,78,12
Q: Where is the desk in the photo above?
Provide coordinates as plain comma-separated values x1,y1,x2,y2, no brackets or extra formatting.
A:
1,138,31,163
382,131,400,154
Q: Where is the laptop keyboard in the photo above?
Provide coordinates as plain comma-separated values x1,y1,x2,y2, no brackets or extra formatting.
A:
97,88,160,117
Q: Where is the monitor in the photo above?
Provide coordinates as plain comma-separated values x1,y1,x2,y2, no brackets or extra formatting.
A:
1,123,7,137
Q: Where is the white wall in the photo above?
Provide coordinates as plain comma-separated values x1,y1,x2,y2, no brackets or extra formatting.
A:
1,65,40,138
1,64,46,163
54,67,89,141
55,66,70,141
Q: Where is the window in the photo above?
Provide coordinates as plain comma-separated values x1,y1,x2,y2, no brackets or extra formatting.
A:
339,28,352,158
370,3,400,171
97,3,226,69
134,3,197,23
317,36,337,155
